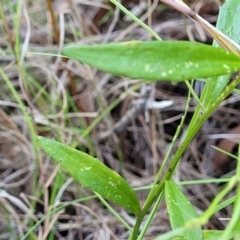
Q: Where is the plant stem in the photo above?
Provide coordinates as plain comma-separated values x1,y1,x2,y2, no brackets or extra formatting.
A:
131,76,240,239
110,0,162,41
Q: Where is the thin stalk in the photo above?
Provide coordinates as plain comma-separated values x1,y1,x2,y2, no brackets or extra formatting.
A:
95,192,132,232
110,0,162,41
131,76,240,239
220,142,240,238
137,191,164,239
220,183,240,239
132,80,192,239
186,176,237,228
46,0,60,44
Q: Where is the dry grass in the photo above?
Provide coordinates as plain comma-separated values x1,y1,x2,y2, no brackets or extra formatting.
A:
0,0,239,239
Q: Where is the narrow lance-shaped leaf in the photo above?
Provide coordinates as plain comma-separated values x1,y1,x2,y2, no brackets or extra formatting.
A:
203,0,240,107
166,230,224,240
37,136,141,216
62,41,240,81
165,180,203,240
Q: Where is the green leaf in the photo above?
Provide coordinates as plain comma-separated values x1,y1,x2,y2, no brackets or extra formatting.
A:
165,180,203,240
172,230,224,240
203,0,240,106
215,0,240,45
213,2,240,235
37,136,141,215
203,230,228,240
62,41,240,81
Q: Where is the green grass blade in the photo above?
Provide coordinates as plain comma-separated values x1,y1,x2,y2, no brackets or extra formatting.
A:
202,0,240,107
202,230,229,240
156,230,225,240
160,230,224,240
62,41,240,81
165,181,203,240
37,136,141,215
215,0,240,46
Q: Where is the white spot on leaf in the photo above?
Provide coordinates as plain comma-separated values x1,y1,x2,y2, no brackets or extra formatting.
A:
161,72,167,77
172,200,179,206
185,62,194,68
109,181,116,187
145,64,150,71
84,167,92,171
223,64,231,73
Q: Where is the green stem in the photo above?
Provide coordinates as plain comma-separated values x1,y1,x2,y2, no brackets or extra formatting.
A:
95,192,132,232
184,176,237,232
131,76,240,239
219,178,240,240
219,141,240,239
134,80,193,239
110,0,162,41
